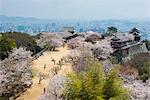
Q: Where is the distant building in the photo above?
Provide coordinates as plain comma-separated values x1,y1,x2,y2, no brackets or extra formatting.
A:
111,36,127,49
110,28,148,63
63,34,84,42
129,28,141,42
129,27,140,34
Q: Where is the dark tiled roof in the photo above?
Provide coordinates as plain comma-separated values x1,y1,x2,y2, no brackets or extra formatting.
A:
112,32,134,42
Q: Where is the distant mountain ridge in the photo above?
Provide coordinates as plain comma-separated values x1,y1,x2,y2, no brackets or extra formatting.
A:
0,15,50,23
1,15,149,23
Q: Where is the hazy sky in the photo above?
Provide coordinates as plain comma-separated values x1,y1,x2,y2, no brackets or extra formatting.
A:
0,0,150,20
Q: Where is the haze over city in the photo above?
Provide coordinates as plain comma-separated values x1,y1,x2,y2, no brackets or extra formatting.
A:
0,0,150,20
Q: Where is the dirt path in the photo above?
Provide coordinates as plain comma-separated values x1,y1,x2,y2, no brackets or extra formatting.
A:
17,47,72,100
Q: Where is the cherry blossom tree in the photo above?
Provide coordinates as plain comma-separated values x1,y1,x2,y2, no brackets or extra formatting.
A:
93,40,113,60
71,50,94,73
39,75,67,100
67,36,94,51
67,37,85,49
0,47,33,99
37,33,64,51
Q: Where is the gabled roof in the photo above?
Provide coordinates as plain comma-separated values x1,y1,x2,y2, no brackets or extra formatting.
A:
111,36,120,41
63,34,84,40
129,28,140,33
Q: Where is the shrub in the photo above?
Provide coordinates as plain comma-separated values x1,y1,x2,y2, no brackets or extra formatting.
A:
128,53,150,82
120,66,139,80
63,57,130,100
64,58,104,100
104,67,130,100
139,62,150,82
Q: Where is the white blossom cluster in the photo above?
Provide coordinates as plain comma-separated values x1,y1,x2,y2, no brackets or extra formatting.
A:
37,33,64,48
67,36,94,51
124,79,150,100
94,39,113,59
71,51,93,73
0,47,33,97
67,37,84,49
39,75,67,100
80,31,100,38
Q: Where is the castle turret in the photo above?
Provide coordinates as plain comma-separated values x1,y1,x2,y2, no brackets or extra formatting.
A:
111,36,126,49
129,28,141,42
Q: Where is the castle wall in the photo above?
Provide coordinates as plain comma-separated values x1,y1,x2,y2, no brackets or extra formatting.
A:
128,42,148,56
122,42,148,63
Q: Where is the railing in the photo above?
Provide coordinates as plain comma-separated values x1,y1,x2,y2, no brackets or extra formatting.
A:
32,49,46,60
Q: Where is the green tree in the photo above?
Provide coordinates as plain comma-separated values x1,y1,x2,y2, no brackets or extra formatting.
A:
103,27,117,37
3,32,41,55
107,27,117,33
0,35,16,60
